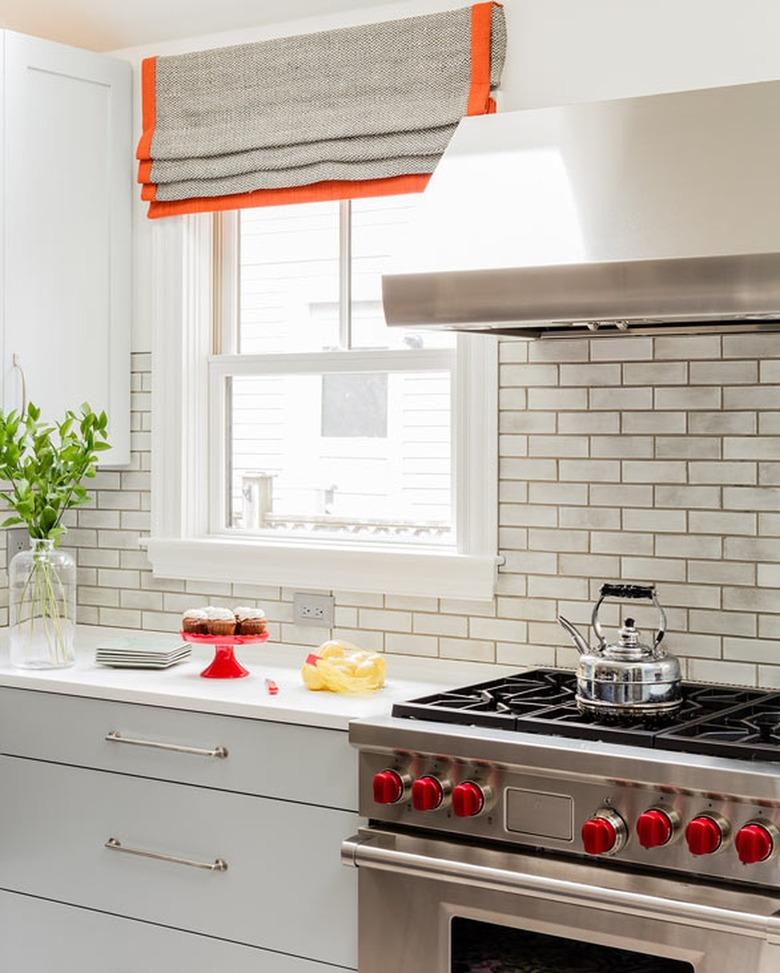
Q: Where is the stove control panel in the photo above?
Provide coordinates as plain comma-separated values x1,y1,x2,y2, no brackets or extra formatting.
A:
360,748,780,886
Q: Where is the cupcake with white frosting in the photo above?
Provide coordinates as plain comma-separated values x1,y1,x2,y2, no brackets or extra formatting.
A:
206,607,237,637
181,608,208,634
235,606,267,636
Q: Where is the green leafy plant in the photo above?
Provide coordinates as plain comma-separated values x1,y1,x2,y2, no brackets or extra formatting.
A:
0,402,110,541
0,403,110,667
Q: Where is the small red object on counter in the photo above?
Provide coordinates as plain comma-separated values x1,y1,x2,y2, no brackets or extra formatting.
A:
265,678,279,696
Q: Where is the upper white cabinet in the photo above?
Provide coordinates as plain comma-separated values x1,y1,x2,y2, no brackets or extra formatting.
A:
1,31,131,464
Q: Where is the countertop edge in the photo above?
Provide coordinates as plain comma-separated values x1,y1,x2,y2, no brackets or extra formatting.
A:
0,674,356,731
0,626,516,732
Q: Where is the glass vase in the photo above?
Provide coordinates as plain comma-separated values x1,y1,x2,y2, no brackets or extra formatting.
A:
10,538,76,669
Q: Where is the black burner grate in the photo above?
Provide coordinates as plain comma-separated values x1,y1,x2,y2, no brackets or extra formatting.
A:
392,669,777,761
393,670,576,731
656,698,780,760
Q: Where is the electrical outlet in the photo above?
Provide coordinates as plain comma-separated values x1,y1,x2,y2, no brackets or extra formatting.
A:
293,592,335,628
6,527,29,570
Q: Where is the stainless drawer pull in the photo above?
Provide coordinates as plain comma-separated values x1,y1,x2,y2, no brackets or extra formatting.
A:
105,837,228,872
105,730,228,759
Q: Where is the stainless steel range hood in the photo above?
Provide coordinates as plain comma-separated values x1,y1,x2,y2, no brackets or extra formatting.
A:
382,81,780,338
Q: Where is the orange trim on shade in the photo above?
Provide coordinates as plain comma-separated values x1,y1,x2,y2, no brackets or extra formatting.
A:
136,56,157,162
466,2,497,116
137,158,153,186
142,2,500,218
145,173,432,219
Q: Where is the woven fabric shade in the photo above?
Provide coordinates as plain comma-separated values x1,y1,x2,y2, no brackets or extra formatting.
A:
137,3,506,218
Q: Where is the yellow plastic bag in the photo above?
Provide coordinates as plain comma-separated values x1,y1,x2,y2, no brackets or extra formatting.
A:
301,640,385,695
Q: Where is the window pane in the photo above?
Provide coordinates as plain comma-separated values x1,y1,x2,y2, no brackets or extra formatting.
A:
321,373,388,438
238,201,340,354
229,371,452,543
351,195,456,351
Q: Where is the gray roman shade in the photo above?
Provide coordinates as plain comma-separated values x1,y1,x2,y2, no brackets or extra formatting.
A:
137,3,506,218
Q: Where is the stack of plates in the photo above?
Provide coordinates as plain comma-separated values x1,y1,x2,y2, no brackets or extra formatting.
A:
96,639,191,669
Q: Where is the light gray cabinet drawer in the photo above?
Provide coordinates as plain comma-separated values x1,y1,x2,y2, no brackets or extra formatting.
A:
0,757,358,969
0,687,357,810
0,891,352,972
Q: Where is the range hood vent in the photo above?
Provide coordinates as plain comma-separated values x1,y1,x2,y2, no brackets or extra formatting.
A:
382,81,780,338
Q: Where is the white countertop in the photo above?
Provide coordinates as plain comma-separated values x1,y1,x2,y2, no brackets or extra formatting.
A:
0,626,511,731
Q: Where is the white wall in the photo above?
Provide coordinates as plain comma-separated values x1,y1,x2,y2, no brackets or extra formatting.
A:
502,0,780,110
115,0,780,352
67,1,780,685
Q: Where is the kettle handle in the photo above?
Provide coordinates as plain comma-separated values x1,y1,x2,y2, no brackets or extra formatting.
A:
592,583,667,650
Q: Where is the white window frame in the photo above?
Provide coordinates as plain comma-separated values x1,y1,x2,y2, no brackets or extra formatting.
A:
147,212,498,599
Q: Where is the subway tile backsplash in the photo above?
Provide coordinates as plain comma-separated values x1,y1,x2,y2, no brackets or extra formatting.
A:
5,336,780,687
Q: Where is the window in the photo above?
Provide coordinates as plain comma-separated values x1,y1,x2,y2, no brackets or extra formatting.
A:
214,197,457,545
148,200,497,599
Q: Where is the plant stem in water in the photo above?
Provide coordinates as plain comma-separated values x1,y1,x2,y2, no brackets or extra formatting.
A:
15,556,69,665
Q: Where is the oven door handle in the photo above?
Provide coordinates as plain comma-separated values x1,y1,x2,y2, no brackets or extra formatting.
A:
342,834,780,939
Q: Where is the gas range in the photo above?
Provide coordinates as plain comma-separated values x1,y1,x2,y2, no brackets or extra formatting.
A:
349,669,780,891
393,668,780,761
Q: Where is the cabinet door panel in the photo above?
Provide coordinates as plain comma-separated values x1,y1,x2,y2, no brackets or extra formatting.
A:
3,32,131,462
0,891,352,972
0,757,358,969
0,687,358,810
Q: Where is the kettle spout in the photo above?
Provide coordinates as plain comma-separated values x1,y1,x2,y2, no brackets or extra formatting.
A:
557,615,590,655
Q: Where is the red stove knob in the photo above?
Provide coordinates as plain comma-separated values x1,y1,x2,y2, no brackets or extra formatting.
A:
412,776,445,812
685,816,724,856
636,809,674,849
372,769,405,805
581,811,626,856
735,823,775,865
452,781,485,818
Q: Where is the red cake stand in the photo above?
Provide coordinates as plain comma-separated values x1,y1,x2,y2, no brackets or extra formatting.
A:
181,631,269,679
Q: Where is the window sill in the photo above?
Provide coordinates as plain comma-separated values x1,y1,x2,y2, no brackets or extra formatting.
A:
147,536,497,600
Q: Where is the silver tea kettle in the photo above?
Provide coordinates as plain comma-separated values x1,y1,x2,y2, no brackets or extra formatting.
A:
558,583,683,720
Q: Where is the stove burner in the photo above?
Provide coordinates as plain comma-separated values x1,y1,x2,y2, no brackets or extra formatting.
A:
656,699,780,759
750,712,780,743
491,673,575,710
393,669,778,763
414,672,577,730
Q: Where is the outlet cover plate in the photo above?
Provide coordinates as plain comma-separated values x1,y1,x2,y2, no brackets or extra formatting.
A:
6,527,29,570
293,592,334,628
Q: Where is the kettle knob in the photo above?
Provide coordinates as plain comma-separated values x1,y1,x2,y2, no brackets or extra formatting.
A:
618,618,640,649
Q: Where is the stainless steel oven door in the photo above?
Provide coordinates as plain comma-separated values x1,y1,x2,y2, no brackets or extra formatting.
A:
343,828,780,973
